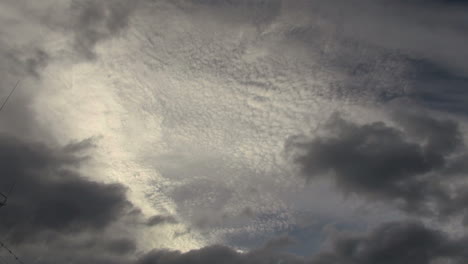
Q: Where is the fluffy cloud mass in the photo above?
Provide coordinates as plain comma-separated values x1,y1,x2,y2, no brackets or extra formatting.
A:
1,0,468,263
0,136,133,241
288,112,468,220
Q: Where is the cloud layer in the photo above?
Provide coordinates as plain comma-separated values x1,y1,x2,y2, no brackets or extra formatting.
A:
1,0,468,263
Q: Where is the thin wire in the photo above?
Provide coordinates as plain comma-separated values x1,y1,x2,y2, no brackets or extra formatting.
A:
0,241,25,264
0,81,24,264
0,80,20,113
0,80,21,206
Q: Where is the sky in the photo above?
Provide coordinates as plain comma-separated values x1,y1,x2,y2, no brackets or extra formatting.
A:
0,0,468,263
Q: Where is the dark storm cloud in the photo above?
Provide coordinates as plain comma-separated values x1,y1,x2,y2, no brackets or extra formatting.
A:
288,112,468,219
106,238,138,255
135,242,306,264
0,135,134,243
0,135,144,264
311,221,468,264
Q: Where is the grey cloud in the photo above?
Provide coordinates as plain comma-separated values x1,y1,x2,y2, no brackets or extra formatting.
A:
311,221,468,264
2,0,468,263
0,47,49,78
135,244,306,264
278,0,468,115
0,2,144,262
169,179,233,229
2,0,140,61
261,235,297,251
0,135,134,243
287,112,468,219
393,59,468,115
394,111,462,156
106,238,138,255
0,43,50,133
288,0,468,76
134,221,468,264
0,135,145,264
146,215,178,226
175,0,282,28
136,246,245,264
20,233,139,264
240,207,255,218
0,0,141,141
70,0,141,59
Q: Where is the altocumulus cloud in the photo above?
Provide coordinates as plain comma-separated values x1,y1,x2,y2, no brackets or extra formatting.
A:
2,0,468,263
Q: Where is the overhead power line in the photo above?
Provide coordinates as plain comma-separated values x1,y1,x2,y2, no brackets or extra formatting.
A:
0,80,27,264
0,80,21,208
0,80,20,113
0,241,25,264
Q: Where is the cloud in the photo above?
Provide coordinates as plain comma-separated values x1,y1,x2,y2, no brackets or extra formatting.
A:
106,238,138,255
311,221,468,264
2,0,468,262
174,0,282,28
391,59,468,115
0,135,149,264
135,242,306,264
133,221,468,264
1,0,140,63
70,0,141,59
146,215,178,226
0,46,49,78
286,0,468,76
275,0,468,116
0,3,149,261
0,135,134,243
287,112,468,220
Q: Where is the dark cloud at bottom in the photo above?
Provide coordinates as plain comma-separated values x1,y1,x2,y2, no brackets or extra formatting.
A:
0,134,144,264
132,221,467,264
311,221,468,264
0,135,135,242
